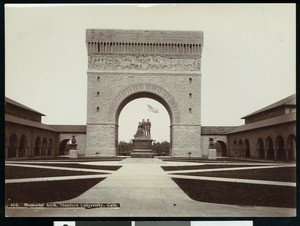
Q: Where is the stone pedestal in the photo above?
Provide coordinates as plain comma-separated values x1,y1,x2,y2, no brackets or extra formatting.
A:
208,148,217,160
69,149,78,158
131,137,154,158
132,138,153,149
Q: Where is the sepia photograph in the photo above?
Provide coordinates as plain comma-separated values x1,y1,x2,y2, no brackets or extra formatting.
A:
4,4,296,218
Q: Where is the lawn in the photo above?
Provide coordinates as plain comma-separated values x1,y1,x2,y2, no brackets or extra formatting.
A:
6,157,126,161
6,178,105,203
5,166,107,180
19,163,122,171
161,164,264,171
172,178,296,208
160,157,275,163
173,167,296,182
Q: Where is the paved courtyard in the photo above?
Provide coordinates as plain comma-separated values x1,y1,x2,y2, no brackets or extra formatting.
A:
5,158,296,217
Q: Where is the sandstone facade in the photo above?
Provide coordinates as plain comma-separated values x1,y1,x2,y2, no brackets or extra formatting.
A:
85,29,204,157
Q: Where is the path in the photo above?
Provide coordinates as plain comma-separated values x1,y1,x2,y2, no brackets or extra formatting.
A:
5,158,296,217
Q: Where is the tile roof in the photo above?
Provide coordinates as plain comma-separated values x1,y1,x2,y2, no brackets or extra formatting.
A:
201,126,237,135
229,112,296,134
242,94,296,119
49,125,87,133
5,114,56,131
5,97,45,116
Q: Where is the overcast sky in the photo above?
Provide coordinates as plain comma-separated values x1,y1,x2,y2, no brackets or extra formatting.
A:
5,4,295,142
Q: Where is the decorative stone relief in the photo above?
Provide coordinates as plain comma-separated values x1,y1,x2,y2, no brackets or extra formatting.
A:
88,54,201,72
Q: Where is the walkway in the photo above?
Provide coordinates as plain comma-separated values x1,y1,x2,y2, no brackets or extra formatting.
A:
5,158,296,217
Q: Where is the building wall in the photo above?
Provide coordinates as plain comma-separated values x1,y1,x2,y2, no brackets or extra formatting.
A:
227,122,296,160
59,133,86,156
86,29,203,157
245,107,289,124
201,135,228,157
5,103,41,123
5,122,59,158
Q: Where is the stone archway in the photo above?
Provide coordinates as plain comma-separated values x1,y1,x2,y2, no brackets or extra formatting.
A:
244,139,250,158
275,136,285,160
257,138,264,159
34,137,41,156
48,138,54,156
238,140,243,158
59,139,70,155
41,138,47,156
216,140,227,157
85,29,203,157
286,134,296,161
266,136,274,160
232,140,237,157
19,135,27,158
8,134,18,158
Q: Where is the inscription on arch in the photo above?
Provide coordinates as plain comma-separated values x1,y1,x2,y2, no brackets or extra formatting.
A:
108,83,181,123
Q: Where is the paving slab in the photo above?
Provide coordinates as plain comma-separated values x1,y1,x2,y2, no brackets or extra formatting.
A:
5,158,296,217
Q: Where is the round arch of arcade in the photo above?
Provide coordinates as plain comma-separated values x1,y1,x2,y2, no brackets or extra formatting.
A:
108,83,181,124
5,133,55,159
230,133,296,161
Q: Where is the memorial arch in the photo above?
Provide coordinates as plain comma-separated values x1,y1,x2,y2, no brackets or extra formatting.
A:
85,29,203,157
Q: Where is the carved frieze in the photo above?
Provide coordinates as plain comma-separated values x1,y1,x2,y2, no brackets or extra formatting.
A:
88,54,201,72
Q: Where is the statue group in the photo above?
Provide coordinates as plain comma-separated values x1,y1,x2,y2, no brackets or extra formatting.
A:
134,119,151,138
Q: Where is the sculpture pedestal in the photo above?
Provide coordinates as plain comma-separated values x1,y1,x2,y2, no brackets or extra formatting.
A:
208,148,217,160
131,137,154,158
69,149,78,158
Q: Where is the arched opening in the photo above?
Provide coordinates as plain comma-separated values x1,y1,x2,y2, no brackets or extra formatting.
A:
48,138,54,156
118,97,170,156
41,138,47,156
238,140,243,157
34,137,41,156
19,135,27,158
286,134,296,161
257,138,264,159
8,134,18,158
265,136,274,160
59,139,71,155
275,136,285,160
232,140,237,157
216,141,227,157
244,139,250,158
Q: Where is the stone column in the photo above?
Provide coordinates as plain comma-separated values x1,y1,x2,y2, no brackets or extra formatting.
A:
255,149,259,159
286,149,289,161
25,147,29,158
85,123,117,156
16,147,19,158
264,150,268,159
274,150,278,160
39,148,42,156
171,124,201,157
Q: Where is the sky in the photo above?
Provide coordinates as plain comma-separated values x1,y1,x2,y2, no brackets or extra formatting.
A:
5,4,296,142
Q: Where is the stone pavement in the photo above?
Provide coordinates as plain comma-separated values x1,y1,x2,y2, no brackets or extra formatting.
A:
5,158,296,217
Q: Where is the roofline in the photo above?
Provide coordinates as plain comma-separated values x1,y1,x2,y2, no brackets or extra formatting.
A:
241,94,296,119
5,114,57,132
229,112,296,134
5,97,45,116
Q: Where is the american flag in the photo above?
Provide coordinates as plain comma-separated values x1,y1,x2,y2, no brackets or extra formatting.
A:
148,104,159,113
